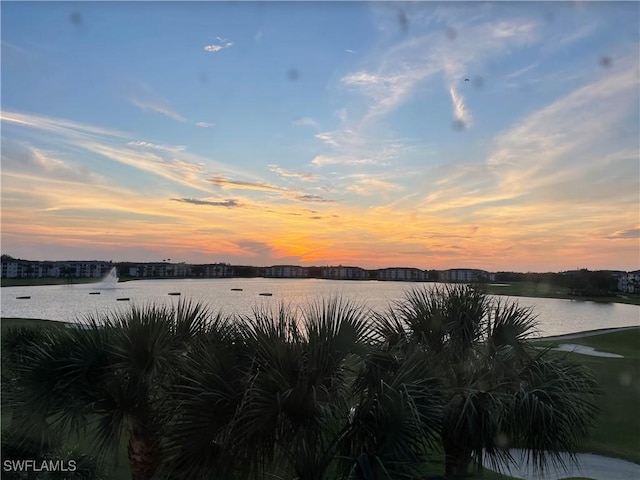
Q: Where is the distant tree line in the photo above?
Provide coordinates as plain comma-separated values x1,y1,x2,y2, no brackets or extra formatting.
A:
495,269,620,296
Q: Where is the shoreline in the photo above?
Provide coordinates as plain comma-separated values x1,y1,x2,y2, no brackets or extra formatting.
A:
3,277,639,306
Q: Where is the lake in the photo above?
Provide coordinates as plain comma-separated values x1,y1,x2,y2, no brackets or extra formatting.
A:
1,278,638,337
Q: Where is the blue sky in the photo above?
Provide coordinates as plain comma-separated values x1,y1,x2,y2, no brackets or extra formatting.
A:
2,1,639,271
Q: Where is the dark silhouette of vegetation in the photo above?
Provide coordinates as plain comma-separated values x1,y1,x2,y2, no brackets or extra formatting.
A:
495,269,620,297
231,265,262,277
565,269,618,297
3,289,600,479
373,286,600,478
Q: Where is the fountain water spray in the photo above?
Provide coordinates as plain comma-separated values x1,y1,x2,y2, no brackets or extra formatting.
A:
97,267,119,289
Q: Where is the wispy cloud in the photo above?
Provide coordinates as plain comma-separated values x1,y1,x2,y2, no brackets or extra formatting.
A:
195,122,215,128
346,176,401,196
1,111,259,192
416,59,639,247
293,117,319,129
315,131,343,148
606,228,640,240
449,86,472,129
129,97,186,122
505,62,539,80
311,155,387,167
208,175,288,193
171,198,240,207
1,110,127,140
310,134,413,169
127,141,186,153
541,21,599,54
204,37,234,53
268,165,319,182
295,194,336,203
340,12,540,126
490,20,537,39
2,139,106,185
81,142,211,192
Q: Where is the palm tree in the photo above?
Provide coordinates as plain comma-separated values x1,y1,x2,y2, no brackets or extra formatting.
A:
343,343,443,479
7,299,224,480
160,297,374,480
155,309,248,479
374,284,600,479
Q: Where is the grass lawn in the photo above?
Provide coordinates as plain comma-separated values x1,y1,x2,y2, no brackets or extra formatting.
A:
538,327,640,464
480,281,640,306
1,318,132,480
1,277,103,287
1,317,69,330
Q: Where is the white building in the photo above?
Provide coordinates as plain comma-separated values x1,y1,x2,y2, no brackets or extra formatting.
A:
265,265,309,278
621,270,640,293
1,259,19,278
441,269,495,283
322,266,369,280
378,267,427,282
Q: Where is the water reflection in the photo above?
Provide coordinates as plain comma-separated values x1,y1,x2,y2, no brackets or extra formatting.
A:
2,279,638,337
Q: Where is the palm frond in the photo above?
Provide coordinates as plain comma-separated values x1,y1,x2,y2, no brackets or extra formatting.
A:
345,344,443,478
499,354,600,473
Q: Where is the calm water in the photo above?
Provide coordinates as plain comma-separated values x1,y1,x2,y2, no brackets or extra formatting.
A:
1,278,638,337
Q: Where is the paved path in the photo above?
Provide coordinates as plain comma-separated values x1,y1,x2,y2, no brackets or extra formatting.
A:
484,449,640,480
548,343,623,358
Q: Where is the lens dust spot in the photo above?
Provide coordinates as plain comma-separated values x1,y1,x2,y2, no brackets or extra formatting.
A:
452,119,467,131
599,56,613,68
70,12,83,26
472,76,485,89
619,371,632,386
397,9,409,34
287,68,300,81
198,71,209,84
495,432,510,448
445,26,457,40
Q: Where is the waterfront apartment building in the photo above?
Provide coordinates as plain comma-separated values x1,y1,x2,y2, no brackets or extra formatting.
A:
441,268,495,283
127,262,231,278
378,267,427,281
0,256,231,280
618,270,640,293
264,265,309,278
321,266,369,280
0,256,112,279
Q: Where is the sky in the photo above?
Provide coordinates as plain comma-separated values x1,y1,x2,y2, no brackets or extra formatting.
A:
1,1,639,272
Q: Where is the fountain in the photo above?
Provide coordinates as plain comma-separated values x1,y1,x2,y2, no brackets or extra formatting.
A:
95,267,119,290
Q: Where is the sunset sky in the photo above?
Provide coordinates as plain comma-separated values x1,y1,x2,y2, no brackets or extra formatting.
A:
2,1,639,272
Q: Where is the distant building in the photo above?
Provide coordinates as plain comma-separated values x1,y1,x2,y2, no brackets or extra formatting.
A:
204,263,232,278
440,268,495,283
126,262,231,278
265,265,309,278
0,256,112,279
321,266,369,280
1,257,20,278
378,267,427,282
620,270,640,293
